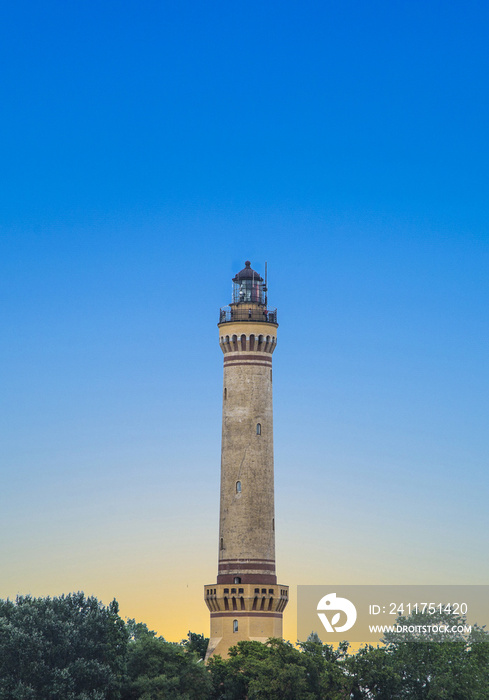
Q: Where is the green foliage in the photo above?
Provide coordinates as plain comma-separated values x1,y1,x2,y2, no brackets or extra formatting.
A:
297,638,350,699
125,619,159,643
208,637,348,700
2,595,488,700
345,645,402,699
123,621,211,700
180,632,209,661
0,592,127,700
467,625,489,696
347,611,489,700
305,632,322,644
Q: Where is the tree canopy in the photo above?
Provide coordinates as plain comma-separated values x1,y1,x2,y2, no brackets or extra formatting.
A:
0,592,127,700
123,619,211,700
1,595,488,699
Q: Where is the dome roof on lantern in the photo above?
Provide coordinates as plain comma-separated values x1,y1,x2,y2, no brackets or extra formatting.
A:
232,261,263,282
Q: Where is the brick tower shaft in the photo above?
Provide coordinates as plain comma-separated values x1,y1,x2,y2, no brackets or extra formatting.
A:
205,262,288,660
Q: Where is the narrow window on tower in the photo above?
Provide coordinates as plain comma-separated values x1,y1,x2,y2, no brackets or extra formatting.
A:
220,537,224,550
236,481,241,494
224,388,227,400
233,619,238,633
234,576,241,584
270,369,272,382
256,423,261,435
272,518,275,531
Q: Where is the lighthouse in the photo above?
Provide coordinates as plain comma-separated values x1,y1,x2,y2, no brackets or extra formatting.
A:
204,261,289,660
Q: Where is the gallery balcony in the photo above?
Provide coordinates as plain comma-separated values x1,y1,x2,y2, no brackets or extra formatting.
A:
219,306,278,324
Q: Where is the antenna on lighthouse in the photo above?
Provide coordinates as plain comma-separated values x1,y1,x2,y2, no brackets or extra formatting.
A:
264,261,268,306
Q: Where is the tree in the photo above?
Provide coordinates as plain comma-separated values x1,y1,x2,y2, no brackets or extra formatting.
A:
298,637,351,699
346,610,489,699
305,632,322,644
0,592,127,700
384,610,486,699
208,637,349,700
345,644,402,699
123,620,211,700
180,631,209,661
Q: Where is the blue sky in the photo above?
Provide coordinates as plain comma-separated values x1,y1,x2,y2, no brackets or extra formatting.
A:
2,1,488,223
1,1,488,640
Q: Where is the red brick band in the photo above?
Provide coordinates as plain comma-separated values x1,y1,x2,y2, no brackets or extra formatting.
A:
210,611,283,619
219,562,276,573
224,362,272,369
224,355,272,363
217,573,277,584
224,354,272,361
219,559,275,565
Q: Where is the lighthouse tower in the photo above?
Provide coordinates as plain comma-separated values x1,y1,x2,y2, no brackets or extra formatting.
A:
204,261,289,660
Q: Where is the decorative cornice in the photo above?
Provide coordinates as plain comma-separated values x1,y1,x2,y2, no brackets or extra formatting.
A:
219,334,277,354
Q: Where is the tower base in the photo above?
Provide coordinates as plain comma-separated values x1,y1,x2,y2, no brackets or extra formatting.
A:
204,582,288,661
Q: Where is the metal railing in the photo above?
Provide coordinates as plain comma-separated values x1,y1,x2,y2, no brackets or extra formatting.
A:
219,306,278,324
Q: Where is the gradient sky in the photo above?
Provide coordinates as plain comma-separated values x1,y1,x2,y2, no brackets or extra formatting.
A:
1,1,488,644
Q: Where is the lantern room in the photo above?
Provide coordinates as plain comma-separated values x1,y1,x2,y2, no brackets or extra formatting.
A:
219,260,278,324
232,261,265,305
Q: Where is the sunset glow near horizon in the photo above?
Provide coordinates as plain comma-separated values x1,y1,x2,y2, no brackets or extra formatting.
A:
1,1,488,645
